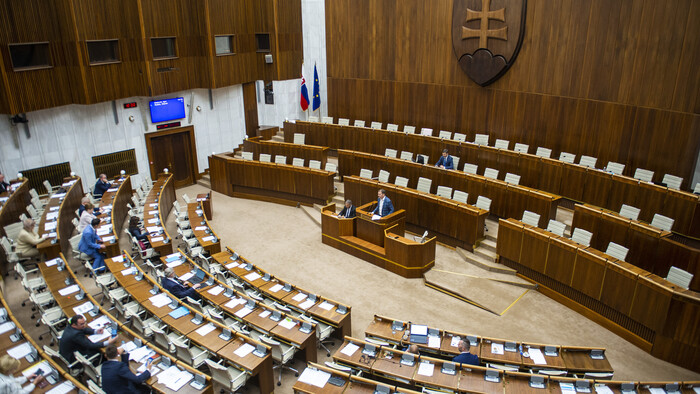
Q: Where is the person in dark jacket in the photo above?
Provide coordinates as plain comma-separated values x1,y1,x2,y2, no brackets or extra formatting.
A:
59,315,117,364
162,267,201,300
101,345,152,394
93,174,111,198
338,200,356,218
452,340,479,366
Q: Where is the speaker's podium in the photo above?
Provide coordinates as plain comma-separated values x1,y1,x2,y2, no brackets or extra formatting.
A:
321,201,435,278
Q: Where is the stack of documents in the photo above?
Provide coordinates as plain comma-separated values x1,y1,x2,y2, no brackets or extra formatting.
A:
6,343,33,359
72,302,94,316
149,293,172,308
298,368,331,388
156,366,194,391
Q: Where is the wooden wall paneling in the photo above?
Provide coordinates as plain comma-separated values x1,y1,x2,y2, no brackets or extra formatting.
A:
658,237,700,290
600,262,638,316
545,237,577,285
659,188,698,237
242,81,259,138
72,0,149,102
672,1,700,113
0,1,76,112
571,248,606,299
272,0,302,81
653,293,700,369
209,0,257,86
628,275,672,332
520,227,549,275
496,219,524,264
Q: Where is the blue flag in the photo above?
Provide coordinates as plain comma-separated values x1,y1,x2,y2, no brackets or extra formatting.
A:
312,64,321,111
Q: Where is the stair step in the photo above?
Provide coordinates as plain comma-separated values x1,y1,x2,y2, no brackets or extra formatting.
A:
456,247,520,277
480,238,497,253
300,205,321,228
474,246,498,261
271,135,284,142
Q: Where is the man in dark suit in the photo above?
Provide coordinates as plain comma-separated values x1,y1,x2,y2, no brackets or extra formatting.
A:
79,217,106,272
162,267,201,300
59,315,117,364
452,340,479,366
435,149,454,170
371,189,394,218
93,173,111,198
0,172,10,194
101,345,152,394
338,199,356,218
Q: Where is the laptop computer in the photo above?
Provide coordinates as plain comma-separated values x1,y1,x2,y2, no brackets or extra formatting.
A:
188,269,207,285
409,324,428,344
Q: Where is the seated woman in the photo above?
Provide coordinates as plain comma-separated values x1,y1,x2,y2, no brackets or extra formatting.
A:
128,217,149,242
78,202,96,233
16,218,46,259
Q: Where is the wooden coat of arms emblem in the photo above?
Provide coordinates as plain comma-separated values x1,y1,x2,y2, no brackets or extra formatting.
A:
452,0,527,86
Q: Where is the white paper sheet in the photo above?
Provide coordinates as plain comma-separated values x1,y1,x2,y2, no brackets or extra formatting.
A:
88,331,110,343
202,235,216,242
234,307,253,318
491,343,504,355
129,346,155,363
410,324,428,335
299,299,315,310
6,342,33,359
149,210,158,214
121,267,136,276
594,385,614,394
46,381,75,394
58,284,80,296
372,214,381,221
648,389,665,394
148,218,158,224
269,284,284,293
149,293,172,308
450,336,461,347
340,342,359,357
244,272,261,281
88,315,111,330
298,368,331,388
292,292,307,302
225,262,238,269
224,298,246,309
165,260,182,268
0,322,16,334
417,362,434,377
208,286,224,295
22,360,51,378
72,301,94,315
112,255,124,263
259,310,271,318
234,343,255,358
318,301,334,311
194,323,216,336
528,348,547,365
44,222,57,231
150,236,164,242
428,336,441,348
278,318,296,329
121,341,138,353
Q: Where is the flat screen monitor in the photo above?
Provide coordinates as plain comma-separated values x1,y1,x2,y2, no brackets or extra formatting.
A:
150,97,185,123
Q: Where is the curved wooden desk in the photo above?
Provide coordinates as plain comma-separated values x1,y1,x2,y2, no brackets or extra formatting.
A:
343,175,487,251
321,201,435,278
285,121,700,238
243,136,329,169
37,176,83,260
497,218,700,373
144,174,175,257
96,175,133,258
209,154,336,206
0,177,30,273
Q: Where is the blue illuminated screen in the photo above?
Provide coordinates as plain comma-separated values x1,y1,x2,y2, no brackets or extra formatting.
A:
149,97,185,123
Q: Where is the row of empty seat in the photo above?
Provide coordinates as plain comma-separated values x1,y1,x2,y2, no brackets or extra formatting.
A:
358,169,492,211
304,116,691,191
241,151,337,172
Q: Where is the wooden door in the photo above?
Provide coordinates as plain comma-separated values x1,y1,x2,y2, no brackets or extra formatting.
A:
145,126,199,188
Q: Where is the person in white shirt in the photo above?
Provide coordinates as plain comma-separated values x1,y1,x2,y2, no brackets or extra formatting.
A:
78,202,97,233
0,354,44,394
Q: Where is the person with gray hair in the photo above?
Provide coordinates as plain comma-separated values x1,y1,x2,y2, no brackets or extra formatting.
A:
93,173,111,198
338,199,356,218
162,267,201,300
16,218,46,258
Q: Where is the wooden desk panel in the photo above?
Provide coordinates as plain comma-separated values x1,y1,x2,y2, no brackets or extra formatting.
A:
497,219,524,263
210,154,335,206
498,219,699,372
244,137,329,169
287,121,700,238
37,177,82,260
144,174,175,257
0,178,30,243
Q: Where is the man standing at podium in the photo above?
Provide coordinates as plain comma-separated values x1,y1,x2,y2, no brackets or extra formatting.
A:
435,149,454,170
372,189,394,218
338,200,356,218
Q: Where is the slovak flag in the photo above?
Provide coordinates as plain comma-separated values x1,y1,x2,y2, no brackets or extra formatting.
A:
300,67,310,111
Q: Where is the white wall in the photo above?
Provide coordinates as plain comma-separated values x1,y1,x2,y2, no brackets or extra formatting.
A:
0,0,328,182
0,84,246,185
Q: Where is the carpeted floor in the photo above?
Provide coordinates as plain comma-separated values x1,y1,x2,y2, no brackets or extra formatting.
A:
3,181,699,394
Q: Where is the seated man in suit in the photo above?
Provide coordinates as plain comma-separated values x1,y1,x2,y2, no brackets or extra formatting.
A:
101,345,152,394
371,189,394,218
59,315,117,364
162,267,201,300
0,172,10,194
338,199,356,218
93,173,111,198
79,217,106,273
435,149,454,170
452,340,479,366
